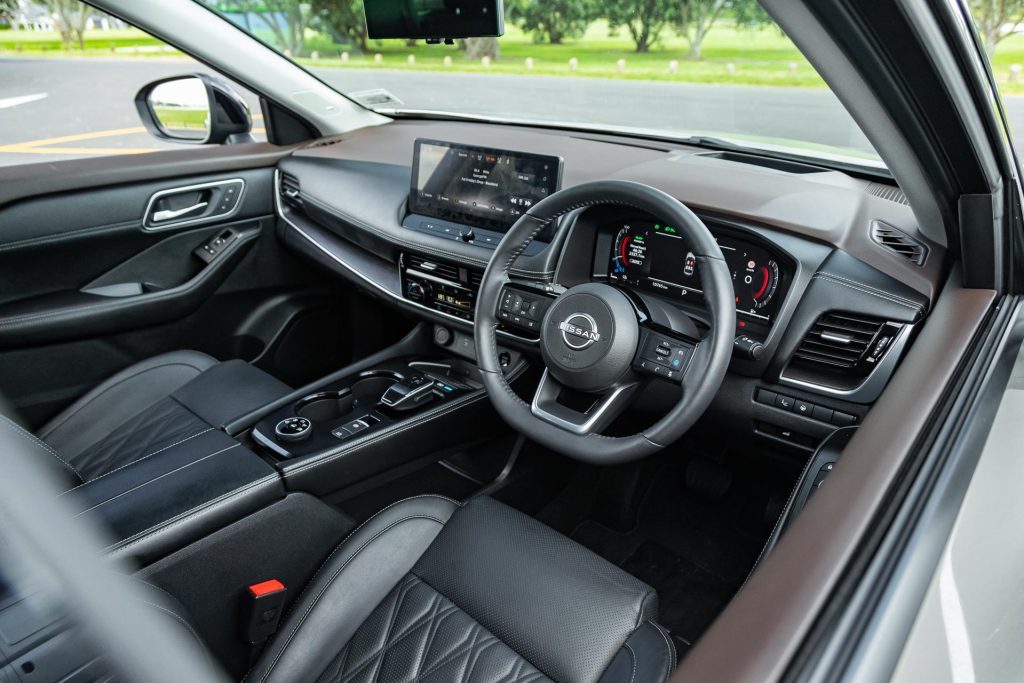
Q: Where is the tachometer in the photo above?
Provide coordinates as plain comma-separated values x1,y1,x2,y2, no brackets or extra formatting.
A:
748,258,780,309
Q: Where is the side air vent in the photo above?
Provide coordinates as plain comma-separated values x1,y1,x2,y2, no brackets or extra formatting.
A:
870,220,927,266
795,313,884,371
405,254,459,281
280,172,302,207
783,312,910,400
866,182,909,205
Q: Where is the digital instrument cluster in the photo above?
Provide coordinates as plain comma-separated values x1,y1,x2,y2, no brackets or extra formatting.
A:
607,220,786,323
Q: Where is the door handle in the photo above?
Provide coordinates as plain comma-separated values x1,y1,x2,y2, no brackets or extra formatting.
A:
152,201,209,223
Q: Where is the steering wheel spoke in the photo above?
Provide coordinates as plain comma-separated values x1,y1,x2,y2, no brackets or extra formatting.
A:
530,369,639,435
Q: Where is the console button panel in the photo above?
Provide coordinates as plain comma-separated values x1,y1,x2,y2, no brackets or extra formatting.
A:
755,387,857,427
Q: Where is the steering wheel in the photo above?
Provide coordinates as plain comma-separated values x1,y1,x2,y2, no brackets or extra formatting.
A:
474,180,735,464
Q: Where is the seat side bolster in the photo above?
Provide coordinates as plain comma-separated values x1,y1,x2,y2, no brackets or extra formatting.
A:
246,495,460,683
598,621,677,683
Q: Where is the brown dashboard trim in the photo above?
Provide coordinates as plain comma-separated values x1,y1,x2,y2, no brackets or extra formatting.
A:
671,272,994,682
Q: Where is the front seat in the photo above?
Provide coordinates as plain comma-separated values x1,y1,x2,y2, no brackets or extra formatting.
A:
24,350,290,487
246,495,676,683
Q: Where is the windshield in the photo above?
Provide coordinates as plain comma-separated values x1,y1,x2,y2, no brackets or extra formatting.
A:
197,1,882,170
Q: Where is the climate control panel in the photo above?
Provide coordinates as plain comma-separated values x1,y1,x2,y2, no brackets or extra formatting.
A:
400,253,482,321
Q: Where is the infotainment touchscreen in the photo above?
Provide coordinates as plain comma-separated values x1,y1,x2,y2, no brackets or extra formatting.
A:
409,139,562,232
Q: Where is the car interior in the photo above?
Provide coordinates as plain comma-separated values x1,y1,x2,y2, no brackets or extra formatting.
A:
0,0,1014,681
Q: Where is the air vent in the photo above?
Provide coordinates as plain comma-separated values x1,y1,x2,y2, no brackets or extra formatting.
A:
470,271,483,288
405,254,458,281
789,310,906,390
280,172,301,207
871,220,927,266
795,312,884,371
866,182,909,205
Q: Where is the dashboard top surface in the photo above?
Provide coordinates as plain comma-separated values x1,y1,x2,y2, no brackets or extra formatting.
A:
289,119,943,301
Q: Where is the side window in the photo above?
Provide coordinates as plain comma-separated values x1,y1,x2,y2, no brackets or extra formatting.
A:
0,1,264,168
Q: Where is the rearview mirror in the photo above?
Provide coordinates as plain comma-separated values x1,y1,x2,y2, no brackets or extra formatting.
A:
135,74,253,145
364,0,504,42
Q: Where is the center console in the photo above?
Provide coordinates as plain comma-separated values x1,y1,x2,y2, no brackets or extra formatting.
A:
250,358,480,461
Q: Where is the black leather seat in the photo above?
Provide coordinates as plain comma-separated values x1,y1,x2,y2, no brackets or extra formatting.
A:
22,350,289,488
246,495,676,683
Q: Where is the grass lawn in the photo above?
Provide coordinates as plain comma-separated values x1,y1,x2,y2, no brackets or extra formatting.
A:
0,28,172,55
6,21,1024,93
300,21,827,87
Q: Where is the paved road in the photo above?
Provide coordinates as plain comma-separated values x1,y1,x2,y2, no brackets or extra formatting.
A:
3,57,1024,168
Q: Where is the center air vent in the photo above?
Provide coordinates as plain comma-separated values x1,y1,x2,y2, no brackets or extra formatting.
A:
871,220,927,266
280,172,301,207
791,312,904,384
405,254,459,281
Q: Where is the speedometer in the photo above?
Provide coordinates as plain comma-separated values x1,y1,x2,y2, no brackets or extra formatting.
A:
611,225,649,282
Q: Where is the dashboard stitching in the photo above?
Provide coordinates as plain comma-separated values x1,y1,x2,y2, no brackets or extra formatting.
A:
814,272,922,308
812,274,923,312
299,191,554,277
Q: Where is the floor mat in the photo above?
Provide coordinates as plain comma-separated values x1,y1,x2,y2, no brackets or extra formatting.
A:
566,457,787,653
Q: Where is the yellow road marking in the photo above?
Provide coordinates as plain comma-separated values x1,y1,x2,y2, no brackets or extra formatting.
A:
0,145,156,155
0,126,267,156
7,126,149,148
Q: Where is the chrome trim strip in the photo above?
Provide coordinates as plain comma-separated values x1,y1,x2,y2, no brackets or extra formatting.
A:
530,368,637,435
143,178,245,231
272,171,539,347
779,323,915,403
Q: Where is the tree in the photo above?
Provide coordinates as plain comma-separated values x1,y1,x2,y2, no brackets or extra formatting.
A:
41,0,91,50
508,0,597,44
310,0,369,53
464,37,500,60
971,0,1024,57
222,0,309,56
606,0,680,53
0,0,18,26
677,0,728,59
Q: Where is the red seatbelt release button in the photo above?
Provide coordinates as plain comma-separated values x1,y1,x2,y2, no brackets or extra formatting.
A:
243,579,287,643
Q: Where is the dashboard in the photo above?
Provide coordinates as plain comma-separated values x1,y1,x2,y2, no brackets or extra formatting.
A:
273,119,940,452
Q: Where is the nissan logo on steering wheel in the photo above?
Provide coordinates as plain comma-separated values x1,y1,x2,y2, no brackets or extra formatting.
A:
559,313,602,350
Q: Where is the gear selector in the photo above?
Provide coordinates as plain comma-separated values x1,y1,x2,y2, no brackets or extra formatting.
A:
380,374,435,411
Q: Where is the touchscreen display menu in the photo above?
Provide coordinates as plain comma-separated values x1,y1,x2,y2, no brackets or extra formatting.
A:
410,139,562,232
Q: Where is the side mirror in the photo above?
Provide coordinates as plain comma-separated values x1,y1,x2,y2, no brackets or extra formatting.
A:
135,74,253,145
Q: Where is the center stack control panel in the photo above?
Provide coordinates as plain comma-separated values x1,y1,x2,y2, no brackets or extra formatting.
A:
400,253,483,321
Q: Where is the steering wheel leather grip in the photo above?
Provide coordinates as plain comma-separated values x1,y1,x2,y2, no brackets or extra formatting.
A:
475,180,735,464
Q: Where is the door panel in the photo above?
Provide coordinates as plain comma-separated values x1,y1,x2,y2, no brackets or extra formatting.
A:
0,155,361,426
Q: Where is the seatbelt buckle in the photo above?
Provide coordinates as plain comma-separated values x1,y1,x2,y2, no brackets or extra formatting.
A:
242,579,287,643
